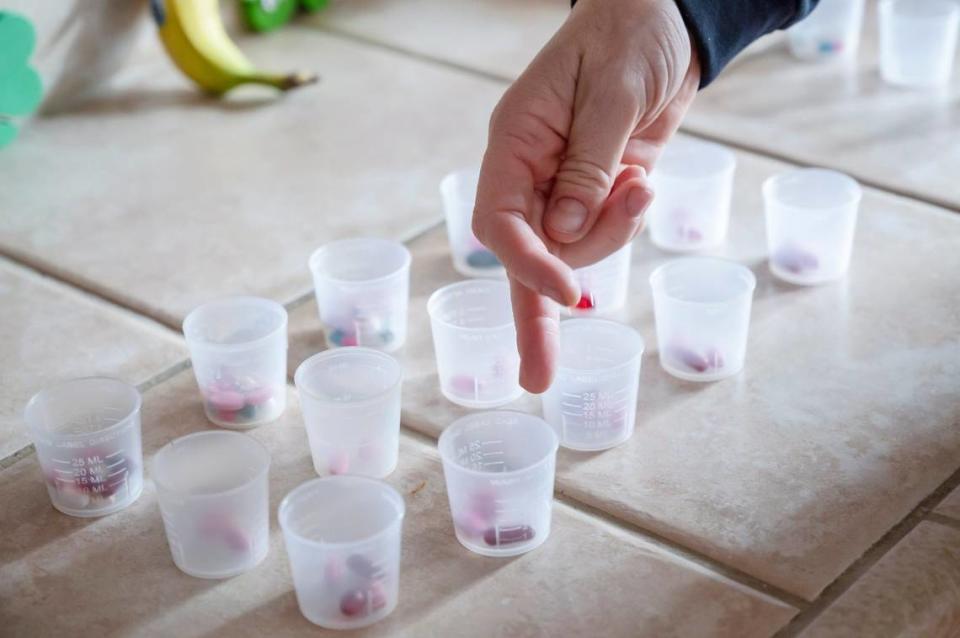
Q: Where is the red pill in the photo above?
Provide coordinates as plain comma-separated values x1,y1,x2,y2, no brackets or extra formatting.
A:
575,293,595,310
340,589,368,617
483,524,535,547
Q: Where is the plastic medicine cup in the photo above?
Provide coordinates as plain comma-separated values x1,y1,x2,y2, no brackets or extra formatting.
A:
427,279,522,408
24,377,143,517
788,0,865,61
763,168,862,285
438,411,558,557
647,138,736,252
295,348,402,479
153,431,270,579
568,242,633,315
309,238,411,352
879,0,959,88
279,476,405,630
441,168,505,278
649,258,756,382
542,319,644,451
183,296,288,429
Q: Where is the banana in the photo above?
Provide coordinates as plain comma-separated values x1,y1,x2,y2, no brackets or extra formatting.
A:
150,0,316,94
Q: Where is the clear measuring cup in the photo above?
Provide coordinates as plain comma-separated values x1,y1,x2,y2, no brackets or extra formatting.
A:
649,257,756,382
309,238,411,352
295,348,402,478
568,242,633,315
441,168,505,278
647,138,736,252
427,279,522,408
542,319,644,451
183,296,288,429
763,168,862,285
438,411,558,557
24,377,143,517
152,431,270,579
879,0,959,88
279,476,405,629
788,0,865,61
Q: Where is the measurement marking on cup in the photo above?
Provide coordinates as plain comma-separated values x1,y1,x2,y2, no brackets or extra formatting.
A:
107,469,127,478
53,468,73,475
52,458,71,465
105,450,123,459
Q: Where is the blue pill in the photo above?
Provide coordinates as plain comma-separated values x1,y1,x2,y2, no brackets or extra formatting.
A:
466,249,501,269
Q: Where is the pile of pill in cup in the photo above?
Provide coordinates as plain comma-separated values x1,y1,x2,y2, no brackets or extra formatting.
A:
22,150,863,629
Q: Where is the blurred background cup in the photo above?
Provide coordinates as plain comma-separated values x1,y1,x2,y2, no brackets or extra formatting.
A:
647,138,736,253
441,168,505,278
153,431,271,579
650,258,756,382
879,0,960,88
295,348,402,478
279,476,405,629
183,296,288,429
788,0,865,61
438,411,558,557
310,238,412,351
763,168,862,285
568,243,633,315
427,279,522,408
24,377,143,517
542,319,644,451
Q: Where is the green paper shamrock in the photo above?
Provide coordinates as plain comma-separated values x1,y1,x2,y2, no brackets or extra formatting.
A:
0,11,43,149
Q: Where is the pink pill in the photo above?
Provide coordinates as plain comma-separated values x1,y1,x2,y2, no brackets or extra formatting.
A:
207,390,245,411
329,450,350,475
456,511,489,538
369,580,387,610
773,245,819,275
324,557,345,583
450,375,478,397
468,490,497,520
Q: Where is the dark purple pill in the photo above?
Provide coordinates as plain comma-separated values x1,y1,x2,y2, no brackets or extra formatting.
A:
347,554,382,579
483,525,535,547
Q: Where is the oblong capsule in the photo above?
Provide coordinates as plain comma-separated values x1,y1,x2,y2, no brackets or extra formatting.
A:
483,524,535,547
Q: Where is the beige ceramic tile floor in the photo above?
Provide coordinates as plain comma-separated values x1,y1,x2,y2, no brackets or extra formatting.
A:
315,0,960,212
0,257,186,459
0,371,797,637
801,521,960,637
0,25,500,327
288,134,960,602
2,1,959,635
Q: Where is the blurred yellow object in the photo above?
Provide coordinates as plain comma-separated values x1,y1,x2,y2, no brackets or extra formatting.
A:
151,0,315,94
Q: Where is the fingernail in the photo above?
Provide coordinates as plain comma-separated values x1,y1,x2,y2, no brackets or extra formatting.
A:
548,198,588,234
626,187,653,218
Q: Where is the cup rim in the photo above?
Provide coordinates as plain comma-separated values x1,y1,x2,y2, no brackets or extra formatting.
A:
278,475,406,548
762,168,863,212
151,430,271,499
652,139,737,183
437,410,559,479
649,257,757,306
24,377,142,441
427,279,515,333
308,237,412,286
182,296,288,353
440,167,481,206
294,348,402,406
880,0,959,20
555,318,645,373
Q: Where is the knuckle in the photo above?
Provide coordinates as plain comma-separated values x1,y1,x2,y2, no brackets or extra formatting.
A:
555,157,614,196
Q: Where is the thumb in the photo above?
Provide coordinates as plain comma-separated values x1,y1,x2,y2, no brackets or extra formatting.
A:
543,79,639,243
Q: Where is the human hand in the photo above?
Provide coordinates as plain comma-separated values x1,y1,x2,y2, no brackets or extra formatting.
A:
472,0,701,393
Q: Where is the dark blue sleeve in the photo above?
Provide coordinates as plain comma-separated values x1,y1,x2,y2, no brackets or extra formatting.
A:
572,1,820,87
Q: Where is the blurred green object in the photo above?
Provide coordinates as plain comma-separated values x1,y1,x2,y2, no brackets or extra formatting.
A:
0,11,42,149
240,0,330,33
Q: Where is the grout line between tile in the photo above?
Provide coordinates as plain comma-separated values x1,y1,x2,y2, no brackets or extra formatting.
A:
926,512,960,531
774,463,960,637
312,24,960,216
